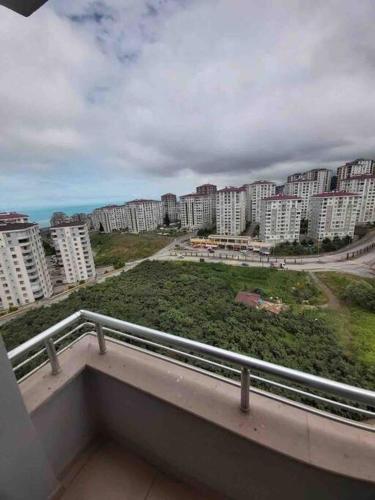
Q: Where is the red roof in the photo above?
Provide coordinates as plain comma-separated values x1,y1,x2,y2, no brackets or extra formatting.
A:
217,186,245,193
127,199,160,204
235,292,261,308
263,194,302,201
0,212,28,219
312,191,360,198
343,174,375,181
250,180,275,185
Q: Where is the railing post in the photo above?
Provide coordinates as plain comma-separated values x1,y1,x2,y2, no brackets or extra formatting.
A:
96,323,107,354
240,367,250,412
45,338,61,375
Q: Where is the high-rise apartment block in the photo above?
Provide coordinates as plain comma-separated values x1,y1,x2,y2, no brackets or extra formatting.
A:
0,212,29,224
161,193,178,223
339,175,375,223
284,179,322,218
287,168,332,192
216,187,246,236
91,205,128,233
0,223,52,309
337,159,375,184
50,222,95,284
259,194,302,245
244,181,276,223
308,192,360,242
125,200,162,233
196,184,217,195
179,193,216,231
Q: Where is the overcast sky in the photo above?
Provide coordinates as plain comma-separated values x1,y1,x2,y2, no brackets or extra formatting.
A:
1,0,375,208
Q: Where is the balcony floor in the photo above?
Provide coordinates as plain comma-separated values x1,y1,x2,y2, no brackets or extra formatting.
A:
58,440,221,500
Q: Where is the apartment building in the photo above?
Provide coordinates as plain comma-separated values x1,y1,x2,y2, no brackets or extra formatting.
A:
91,205,128,233
50,212,70,227
196,183,217,195
287,168,332,192
340,175,375,223
337,159,375,184
161,193,178,223
125,200,162,233
180,193,216,231
0,212,29,224
244,181,276,223
50,222,95,284
216,187,246,236
284,179,322,218
260,194,302,245
0,223,52,309
308,192,360,242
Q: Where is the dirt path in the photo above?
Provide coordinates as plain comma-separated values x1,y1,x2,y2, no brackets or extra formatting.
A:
309,272,343,311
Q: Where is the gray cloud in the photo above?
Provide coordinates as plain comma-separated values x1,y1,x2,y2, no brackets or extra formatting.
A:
1,0,375,206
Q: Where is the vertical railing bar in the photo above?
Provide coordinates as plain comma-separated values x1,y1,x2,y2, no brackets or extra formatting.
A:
44,338,61,375
240,367,250,412
96,323,107,354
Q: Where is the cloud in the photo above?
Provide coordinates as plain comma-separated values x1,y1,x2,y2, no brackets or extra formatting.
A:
1,0,375,206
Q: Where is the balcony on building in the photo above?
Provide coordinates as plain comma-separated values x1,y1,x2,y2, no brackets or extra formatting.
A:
1,310,375,500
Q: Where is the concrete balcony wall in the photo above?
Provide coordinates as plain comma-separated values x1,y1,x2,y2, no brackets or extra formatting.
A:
17,335,375,499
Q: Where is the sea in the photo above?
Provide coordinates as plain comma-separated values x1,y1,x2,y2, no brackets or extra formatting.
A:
18,202,123,228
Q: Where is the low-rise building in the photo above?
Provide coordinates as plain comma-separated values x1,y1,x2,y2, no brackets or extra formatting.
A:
260,194,302,245
161,193,178,223
216,187,246,236
339,175,375,223
0,223,52,309
50,222,95,284
125,200,162,233
308,191,360,241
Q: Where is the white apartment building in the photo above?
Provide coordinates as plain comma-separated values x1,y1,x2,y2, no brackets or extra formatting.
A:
0,223,52,310
244,181,276,223
260,194,302,245
50,222,95,284
216,187,246,236
287,168,332,192
337,159,375,183
340,175,375,223
125,200,162,233
308,192,360,242
91,205,128,233
196,184,217,195
284,179,323,218
180,193,216,231
161,193,178,223
0,212,29,224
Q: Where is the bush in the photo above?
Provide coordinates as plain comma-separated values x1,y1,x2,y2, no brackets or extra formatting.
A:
344,281,375,311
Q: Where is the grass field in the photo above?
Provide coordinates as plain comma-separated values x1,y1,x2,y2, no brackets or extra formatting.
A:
90,232,172,268
316,272,375,365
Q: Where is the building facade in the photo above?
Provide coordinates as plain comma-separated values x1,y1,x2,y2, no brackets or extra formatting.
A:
340,175,375,223
337,159,375,184
0,223,52,310
308,192,360,242
284,179,322,218
161,193,178,223
50,222,95,284
260,194,302,245
125,200,162,233
196,184,217,195
91,205,128,233
216,187,246,236
245,181,276,223
0,212,29,224
287,168,332,192
179,193,216,231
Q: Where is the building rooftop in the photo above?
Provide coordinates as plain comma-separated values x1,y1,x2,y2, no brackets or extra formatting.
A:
217,186,245,193
344,174,375,180
0,222,36,232
0,211,28,219
127,199,160,204
50,221,87,229
263,194,302,201
312,191,360,198
250,180,275,185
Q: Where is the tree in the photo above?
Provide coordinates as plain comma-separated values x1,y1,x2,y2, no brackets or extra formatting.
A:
163,212,170,226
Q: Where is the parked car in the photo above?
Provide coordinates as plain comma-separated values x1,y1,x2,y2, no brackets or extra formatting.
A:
200,258,205,262
241,262,249,267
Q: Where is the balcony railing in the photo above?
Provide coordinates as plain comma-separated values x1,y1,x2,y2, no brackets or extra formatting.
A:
7,310,375,430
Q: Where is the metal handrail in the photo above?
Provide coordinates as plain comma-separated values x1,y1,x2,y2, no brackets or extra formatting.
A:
7,309,375,412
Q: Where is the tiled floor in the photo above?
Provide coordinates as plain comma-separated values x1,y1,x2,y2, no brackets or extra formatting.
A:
59,441,221,500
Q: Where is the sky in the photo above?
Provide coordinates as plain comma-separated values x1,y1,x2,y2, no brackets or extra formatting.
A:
1,0,375,209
